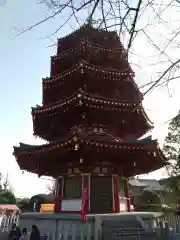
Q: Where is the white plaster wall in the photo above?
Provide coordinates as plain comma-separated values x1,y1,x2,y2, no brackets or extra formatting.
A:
119,199,128,211
61,199,82,211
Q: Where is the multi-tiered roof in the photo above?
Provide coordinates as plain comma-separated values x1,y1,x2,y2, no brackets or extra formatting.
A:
13,25,166,178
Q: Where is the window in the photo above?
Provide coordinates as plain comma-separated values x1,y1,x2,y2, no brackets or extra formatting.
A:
64,177,82,198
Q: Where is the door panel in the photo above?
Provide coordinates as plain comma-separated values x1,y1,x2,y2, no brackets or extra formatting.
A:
90,176,113,213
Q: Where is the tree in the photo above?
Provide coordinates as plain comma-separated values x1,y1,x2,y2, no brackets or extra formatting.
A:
163,111,180,201
46,181,55,194
16,0,180,95
0,174,16,204
163,110,180,176
0,190,16,204
16,198,31,212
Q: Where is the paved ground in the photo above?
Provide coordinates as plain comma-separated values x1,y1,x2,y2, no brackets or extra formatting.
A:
0,232,8,240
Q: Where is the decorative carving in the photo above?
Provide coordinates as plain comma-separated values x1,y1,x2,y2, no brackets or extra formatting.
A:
93,167,100,173
67,167,81,174
74,168,80,173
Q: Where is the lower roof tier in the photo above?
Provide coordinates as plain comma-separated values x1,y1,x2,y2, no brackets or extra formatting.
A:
13,134,166,177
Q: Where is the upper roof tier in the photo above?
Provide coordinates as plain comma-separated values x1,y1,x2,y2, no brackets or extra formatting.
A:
13,134,166,178
36,25,152,141
57,24,123,54
42,25,136,106
43,60,140,106
50,39,132,78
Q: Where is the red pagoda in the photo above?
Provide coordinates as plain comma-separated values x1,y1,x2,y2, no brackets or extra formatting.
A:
13,25,166,215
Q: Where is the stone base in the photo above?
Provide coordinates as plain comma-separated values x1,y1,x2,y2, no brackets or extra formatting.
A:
19,212,161,240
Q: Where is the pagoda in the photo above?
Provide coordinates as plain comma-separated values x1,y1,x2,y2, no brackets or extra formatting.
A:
13,25,166,215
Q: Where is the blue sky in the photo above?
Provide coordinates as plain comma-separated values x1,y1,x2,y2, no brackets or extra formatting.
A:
0,0,180,197
0,1,60,197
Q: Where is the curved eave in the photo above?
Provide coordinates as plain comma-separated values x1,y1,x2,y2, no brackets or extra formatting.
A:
43,60,135,86
13,135,166,177
13,134,163,157
32,90,152,140
139,107,153,128
33,89,138,115
57,24,117,44
53,40,128,61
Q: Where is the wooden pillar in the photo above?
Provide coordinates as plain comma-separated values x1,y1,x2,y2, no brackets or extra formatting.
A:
118,176,121,212
113,175,120,213
82,174,89,213
54,177,63,212
58,177,63,196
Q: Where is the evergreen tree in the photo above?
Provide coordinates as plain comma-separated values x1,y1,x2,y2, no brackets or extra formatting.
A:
0,174,16,204
163,110,180,176
163,111,180,201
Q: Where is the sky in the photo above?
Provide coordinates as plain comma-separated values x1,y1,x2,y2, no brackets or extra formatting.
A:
0,0,180,198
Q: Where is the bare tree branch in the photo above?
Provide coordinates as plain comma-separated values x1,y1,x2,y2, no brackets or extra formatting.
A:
143,59,180,95
127,0,142,50
14,0,180,96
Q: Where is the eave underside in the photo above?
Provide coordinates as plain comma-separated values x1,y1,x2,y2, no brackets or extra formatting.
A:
43,66,141,105
13,136,166,177
32,113,152,142
32,91,153,141
44,60,135,87
51,42,131,77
